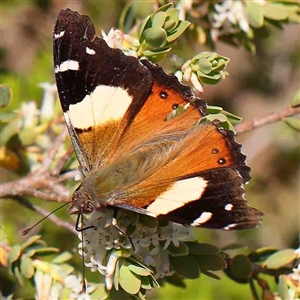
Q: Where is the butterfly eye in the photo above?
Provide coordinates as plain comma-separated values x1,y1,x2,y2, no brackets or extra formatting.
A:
85,201,94,213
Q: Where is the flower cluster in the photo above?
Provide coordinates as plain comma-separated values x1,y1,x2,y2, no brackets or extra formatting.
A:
78,209,196,294
208,0,250,42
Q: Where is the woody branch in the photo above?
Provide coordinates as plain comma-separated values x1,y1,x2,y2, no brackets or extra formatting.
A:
235,105,300,134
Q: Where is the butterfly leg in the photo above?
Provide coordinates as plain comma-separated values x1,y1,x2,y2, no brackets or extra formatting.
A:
75,213,96,231
112,209,135,251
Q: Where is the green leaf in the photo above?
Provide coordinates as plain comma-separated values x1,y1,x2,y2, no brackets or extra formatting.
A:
222,243,246,251
284,117,300,131
248,247,278,263
230,255,253,280
58,263,74,275
20,256,34,278
20,235,41,251
128,264,152,276
285,4,300,23
25,249,37,258
186,242,220,256
126,211,139,225
14,265,24,286
278,275,290,300
140,276,152,290
88,284,108,299
222,110,243,123
168,241,189,257
198,58,212,74
202,270,221,280
221,120,236,134
33,247,60,256
142,47,171,63
164,20,176,31
152,11,167,28
170,255,200,279
166,21,190,43
247,2,264,28
207,105,223,114
119,262,141,294
261,3,288,21
198,71,222,85
156,3,173,13
0,119,20,146
112,249,132,258
138,15,151,39
0,112,18,122
114,260,120,290
291,90,300,107
263,249,297,269
143,27,167,47
202,113,228,123
165,7,180,24
148,274,159,288
128,258,153,273
139,214,158,228
165,274,186,288
195,254,227,271
0,85,12,108
158,219,169,227
8,245,21,263
51,251,72,264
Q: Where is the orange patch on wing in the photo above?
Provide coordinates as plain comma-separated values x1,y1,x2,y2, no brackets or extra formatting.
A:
76,118,126,168
115,80,203,155
121,122,240,198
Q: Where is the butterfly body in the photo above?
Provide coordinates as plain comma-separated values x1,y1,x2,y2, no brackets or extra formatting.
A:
54,9,263,230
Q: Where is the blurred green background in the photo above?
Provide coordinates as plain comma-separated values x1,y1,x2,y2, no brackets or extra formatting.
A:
1,0,299,299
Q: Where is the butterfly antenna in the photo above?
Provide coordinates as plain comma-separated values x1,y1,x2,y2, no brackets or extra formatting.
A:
22,201,71,236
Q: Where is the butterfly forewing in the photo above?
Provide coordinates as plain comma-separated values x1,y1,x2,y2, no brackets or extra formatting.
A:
54,9,152,172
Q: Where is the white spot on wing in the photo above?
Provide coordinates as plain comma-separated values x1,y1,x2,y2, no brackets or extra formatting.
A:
225,204,233,211
54,60,79,73
191,212,213,226
86,47,96,55
223,223,238,230
68,85,132,129
146,177,208,216
54,30,65,40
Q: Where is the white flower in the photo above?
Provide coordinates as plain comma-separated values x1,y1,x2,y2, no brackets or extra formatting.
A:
77,209,196,290
20,101,39,128
101,29,123,49
209,0,250,35
39,82,57,120
34,270,63,300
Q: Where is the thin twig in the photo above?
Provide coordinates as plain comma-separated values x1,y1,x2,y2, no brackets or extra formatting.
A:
235,105,300,134
0,176,69,202
57,170,79,183
51,146,74,177
39,128,68,172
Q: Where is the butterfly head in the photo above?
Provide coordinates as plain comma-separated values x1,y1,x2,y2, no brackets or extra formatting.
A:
68,187,95,215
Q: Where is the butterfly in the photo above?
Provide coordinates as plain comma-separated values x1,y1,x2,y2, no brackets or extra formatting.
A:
53,8,263,230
